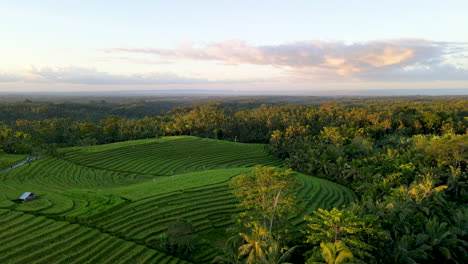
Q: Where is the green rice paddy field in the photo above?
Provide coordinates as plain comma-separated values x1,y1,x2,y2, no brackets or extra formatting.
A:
0,136,356,263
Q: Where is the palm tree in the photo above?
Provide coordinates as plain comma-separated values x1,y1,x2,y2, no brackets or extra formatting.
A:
238,225,269,264
422,217,466,262
261,239,296,264
319,241,354,264
392,234,429,264
212,235,244,264
447,166,466,199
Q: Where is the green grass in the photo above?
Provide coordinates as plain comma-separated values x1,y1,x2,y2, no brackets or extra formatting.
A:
0,153,27,170
0,136,356,263
62,136,281,176
0,209,186,264
105,168,250,200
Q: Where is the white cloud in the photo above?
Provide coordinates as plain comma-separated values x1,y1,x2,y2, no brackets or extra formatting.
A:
103,39,468,81
0,72,23,82
27,66,209,85
357,64,468,82
2,39,467,87
0,66,260,86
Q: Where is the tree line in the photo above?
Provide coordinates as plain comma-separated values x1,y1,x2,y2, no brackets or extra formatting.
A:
1,98,466,154
0,97,467,263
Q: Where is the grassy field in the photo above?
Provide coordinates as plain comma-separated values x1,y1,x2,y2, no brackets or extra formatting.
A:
0,136,356,263
0,153,27,170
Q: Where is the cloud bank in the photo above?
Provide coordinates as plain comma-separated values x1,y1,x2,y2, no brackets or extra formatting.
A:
104,39,468,81
0,71,23,82
0,66,233,85
1,39,467,89
27,66,210,85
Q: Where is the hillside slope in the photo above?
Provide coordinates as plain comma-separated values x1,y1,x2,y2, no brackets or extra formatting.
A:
0,136,356,263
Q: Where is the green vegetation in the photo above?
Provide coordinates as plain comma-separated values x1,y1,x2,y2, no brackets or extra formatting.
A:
304,208,384,263
230,166,300,264
0,136,354,263
62,137,280,176
0,209,187,264
0,99,185,124
0,96,466,263
0,153,27,170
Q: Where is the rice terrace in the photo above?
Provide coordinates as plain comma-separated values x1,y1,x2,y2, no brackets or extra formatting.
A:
0,136,356,263
2,1,468,263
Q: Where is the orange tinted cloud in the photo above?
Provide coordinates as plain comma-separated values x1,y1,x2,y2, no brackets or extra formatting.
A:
103,39,446,79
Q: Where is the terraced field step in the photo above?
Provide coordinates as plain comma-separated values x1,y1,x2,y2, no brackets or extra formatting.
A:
62,136,283,176
0,136,357,264
0,209,191,264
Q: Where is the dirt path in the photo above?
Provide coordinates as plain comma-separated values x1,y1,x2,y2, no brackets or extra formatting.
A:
3,157,38,171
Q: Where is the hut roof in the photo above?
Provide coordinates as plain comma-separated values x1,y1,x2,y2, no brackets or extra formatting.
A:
19,192,32,200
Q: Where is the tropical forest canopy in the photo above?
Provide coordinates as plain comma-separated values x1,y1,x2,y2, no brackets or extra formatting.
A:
0,95,467,263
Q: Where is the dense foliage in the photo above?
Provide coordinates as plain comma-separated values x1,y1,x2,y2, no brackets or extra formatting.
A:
1,96,467,263
0,99,187,124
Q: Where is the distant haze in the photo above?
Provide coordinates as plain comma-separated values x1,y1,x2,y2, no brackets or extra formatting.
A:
1,89,467,97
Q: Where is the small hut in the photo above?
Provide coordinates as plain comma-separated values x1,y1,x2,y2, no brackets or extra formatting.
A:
18,192,39,203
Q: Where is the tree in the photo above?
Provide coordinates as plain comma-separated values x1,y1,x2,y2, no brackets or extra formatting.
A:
304,208,384,263
231,165,299,237
420,217,466,262
237,223,296,264
391,234,429,264
423,134,468,169
100,116,123,142
262,239,296,264
231,166,300,263
160,219,197,256
212,235,245,264
238,223,269,264
314,241,354,264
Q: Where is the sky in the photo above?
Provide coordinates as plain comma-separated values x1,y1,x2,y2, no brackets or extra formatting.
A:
1,0,468,92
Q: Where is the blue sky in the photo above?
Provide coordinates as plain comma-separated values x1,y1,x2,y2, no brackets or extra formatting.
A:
1,0,467,92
